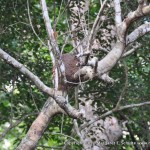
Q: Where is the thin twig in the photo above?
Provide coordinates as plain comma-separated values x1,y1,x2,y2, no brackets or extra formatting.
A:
45,132,80,144
27,0,47,47
116,61,128,108
87,0,108,52
122,43,141,58
0,113,38,141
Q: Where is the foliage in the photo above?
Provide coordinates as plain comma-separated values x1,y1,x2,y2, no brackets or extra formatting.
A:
0,0,150,149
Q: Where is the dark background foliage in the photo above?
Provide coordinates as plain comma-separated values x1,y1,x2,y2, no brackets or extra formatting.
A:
0,0,149,149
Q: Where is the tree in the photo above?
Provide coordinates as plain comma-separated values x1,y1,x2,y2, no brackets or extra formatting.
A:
0,0,150,149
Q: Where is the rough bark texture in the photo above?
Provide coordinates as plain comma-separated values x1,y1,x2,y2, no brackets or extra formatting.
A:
16,98,63,150
0,0,150,150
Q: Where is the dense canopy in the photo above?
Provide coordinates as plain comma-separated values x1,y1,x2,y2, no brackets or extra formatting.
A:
0,0,150,149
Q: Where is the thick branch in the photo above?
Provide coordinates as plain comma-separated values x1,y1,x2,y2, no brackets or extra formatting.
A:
97,41,125,75
0,48,54,97
127,22,150,44
40,0,60,57
114,0,122,26
40,0,67,89
55,95,82,119
16,97,63,150
123,4,150,27
96,5,150,76
0,48,81,119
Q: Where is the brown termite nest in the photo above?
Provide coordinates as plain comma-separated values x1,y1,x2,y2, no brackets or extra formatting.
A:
61,53,80,84
59,53,94,90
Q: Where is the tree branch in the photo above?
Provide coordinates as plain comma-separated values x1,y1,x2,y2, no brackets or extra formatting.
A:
122,42,141,58
0,48,82,119
97,41,125,76
73,119,86,150
40,0,60,57
96,4,150,76
114,0,122,26
16,97,63,150
80,101,150,130
123,4,150,27
0,48,54,97
126,22,150,44
27,0,47,47
99,73,115,84
87,0,108,52
40,0,67,89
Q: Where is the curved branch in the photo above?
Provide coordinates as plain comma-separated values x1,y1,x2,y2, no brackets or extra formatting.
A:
97,41,125,75
0,48,82,119
122,23,150,57
27,0,47,47
96,5,150,76
123,4,150,27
